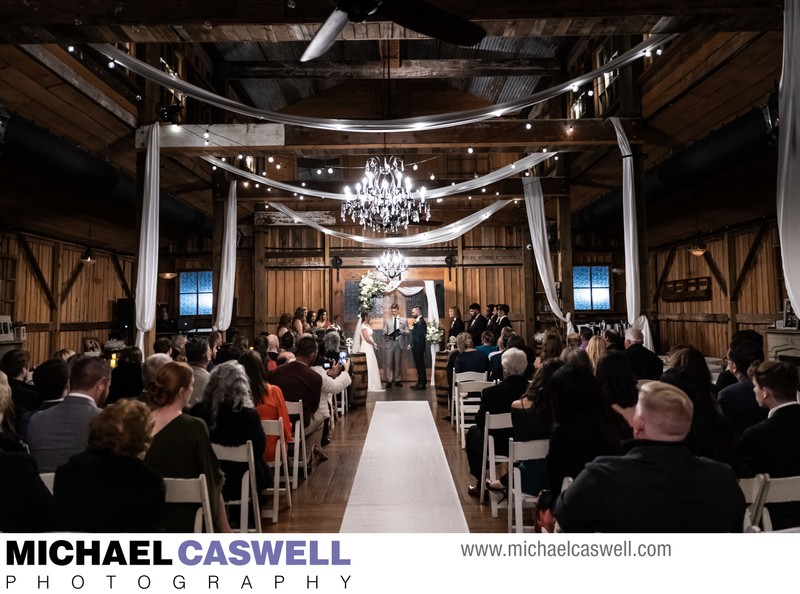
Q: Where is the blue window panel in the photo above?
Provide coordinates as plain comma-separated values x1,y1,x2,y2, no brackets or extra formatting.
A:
198,293,213,315
575,288,592,310
180,294,197,316
180,272,197,293
591,266,610,287
592,288,611,310
573,266,591,288
198,271,213,293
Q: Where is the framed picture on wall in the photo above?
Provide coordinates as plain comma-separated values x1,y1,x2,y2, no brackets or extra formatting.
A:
783,299,799,330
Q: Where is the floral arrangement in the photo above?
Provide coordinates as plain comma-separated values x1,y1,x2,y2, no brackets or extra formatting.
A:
426,321,445,345
447,336,458,351
358,271,387,313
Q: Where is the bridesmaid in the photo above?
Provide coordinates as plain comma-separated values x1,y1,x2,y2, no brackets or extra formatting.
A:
449,306,465,339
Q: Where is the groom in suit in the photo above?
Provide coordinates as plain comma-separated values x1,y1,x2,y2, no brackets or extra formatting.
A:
383,303,409,388
409,305,427,390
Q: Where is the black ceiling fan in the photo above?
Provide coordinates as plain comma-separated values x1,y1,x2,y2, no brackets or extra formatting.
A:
301,0,486,62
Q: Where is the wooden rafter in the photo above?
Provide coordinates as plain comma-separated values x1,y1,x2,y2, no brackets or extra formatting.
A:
731,222,770,301
17,234,57,310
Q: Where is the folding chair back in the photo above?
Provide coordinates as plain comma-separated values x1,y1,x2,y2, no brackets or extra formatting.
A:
163,475,214,533
760,475,800,532
284,400,308,489
739,474,768,531
479,412,513,517
261,418,293,523
40,472,55,494
507,438,549,533
452,371,488,429
458,380,495,447
212,441,261,533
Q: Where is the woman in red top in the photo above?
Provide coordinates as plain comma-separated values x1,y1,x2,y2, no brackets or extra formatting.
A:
238,351,292,462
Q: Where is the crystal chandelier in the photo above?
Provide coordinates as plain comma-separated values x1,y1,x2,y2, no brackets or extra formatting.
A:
341,156,429,233
376,250,409,280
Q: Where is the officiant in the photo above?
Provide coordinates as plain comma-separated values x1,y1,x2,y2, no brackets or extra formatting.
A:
382,303,409,389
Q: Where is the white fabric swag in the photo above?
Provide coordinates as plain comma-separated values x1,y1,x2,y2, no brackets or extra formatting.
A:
778,0,800,316
267,200,511,247
134,124,160,351
609,117,654,351
522,177,576,335
203,153,553,201
213,181,238,331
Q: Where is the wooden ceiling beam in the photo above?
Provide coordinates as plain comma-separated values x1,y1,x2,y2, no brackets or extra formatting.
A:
215,58,563,80
0,1,779,27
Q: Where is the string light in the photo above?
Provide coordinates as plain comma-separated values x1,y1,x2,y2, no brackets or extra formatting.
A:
327,166,334,174
268,156,274,163
467,146,474,154
430,173,435,181
525,123,532,130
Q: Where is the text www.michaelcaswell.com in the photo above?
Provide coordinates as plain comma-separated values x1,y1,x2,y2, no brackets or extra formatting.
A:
461,540,672,558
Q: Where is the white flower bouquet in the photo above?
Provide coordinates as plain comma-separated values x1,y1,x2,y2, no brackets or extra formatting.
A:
426,322,444,345
358,271,387,313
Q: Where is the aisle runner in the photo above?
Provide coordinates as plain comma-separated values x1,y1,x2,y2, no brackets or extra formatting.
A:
340,401,469,533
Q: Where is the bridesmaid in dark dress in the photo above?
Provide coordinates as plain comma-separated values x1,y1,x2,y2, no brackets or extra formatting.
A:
449,306,466,339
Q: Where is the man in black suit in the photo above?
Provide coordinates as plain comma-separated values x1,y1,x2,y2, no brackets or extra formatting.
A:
409,306,428,390
494,304,512,341
717,340,766,434
555,381,745,532
741,360,800,529
464,348,529,496
466,302,488,347
623,327,663,380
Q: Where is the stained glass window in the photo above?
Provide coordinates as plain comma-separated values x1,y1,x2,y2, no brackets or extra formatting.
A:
179,271,213,316
573,265,611,311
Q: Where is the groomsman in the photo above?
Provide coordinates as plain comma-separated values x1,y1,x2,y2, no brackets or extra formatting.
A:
409,306,427,390
467,303,488,347
382,303,409,388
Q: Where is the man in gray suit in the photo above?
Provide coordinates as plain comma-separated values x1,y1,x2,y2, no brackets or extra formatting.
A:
26,356,110,472
382,303,409,388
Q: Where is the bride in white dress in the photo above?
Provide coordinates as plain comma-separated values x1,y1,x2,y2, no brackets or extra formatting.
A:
353,312,384,392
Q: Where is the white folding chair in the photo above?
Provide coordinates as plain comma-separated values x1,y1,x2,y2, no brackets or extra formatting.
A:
261,418,293,524
507,438,550,533
212,440,262,533
335,387,348,417
739,474,768,532
285,400,308,489
479,411,513,517
163,475,214,533
759,475,800,532
458,380,495,448
451,371,487,429
40,472,55,494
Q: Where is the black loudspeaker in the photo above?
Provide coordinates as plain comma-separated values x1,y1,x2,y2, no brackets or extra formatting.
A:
116,298,135,339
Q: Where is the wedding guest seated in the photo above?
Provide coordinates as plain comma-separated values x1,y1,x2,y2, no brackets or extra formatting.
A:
311,352,351,456
0,371,54,532
280,331,297,354
20,358,70,437
189,360,270,513
717,339,766,434
185,337,212,407
585,335,606,371
596,350,639,428
465,348,528,496
144,361,230,532
546,364,630,496
153,337,174,358
535,331,564,371
565,332,582,348
53,399,165,532
741,361,800,529
454,332,490,375
559,346,592,371
276,352,295,365
52,348,77,362
26,357,109,472
578,327,593,350
171,334,188,361
106,346,144,405
716,330,763,392
207,331,222,370
554,381,746,532
623,327,663,380
476,331,498,356
668,344,718,396
0,349,41,424
603,329,625,351
239,352,292,466
139,353,172,406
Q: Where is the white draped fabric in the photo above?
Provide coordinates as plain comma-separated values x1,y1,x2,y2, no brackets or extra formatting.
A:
212,181,238,332
352,316,363,353
609,117,654,351
92,34,675,133
203,153,553,201
134,124,160,351
778,0,800,315
522,177,576,335
267,200,511,247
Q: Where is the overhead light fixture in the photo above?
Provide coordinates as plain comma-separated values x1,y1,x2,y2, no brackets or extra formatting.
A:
376,249,409,280
158,272,178,280
689,242,707,257
80,248,96,265
341,156,430,234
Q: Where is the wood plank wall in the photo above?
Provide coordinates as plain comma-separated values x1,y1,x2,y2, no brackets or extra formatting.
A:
1,232,133,365
652,221,781,359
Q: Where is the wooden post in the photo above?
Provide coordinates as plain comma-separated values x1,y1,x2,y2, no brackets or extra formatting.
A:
50,242,62,355
211,173,227,338
522,229,538,341
254,224,268,335
726,232,738,341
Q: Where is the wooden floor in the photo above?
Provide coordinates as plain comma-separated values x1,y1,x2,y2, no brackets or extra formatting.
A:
261,386,507,533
